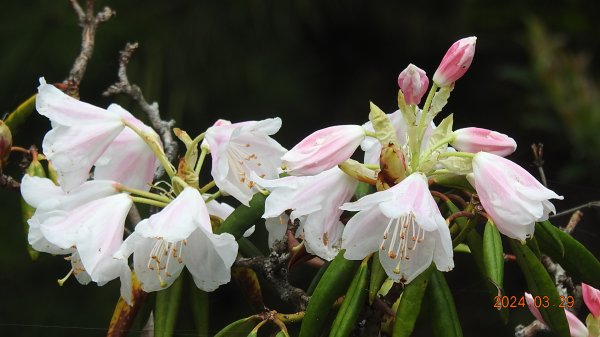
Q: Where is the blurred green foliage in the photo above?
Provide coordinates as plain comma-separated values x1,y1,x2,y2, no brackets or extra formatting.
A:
1,1,600,336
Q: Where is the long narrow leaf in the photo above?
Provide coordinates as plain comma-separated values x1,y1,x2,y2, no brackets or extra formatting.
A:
508,239,570,337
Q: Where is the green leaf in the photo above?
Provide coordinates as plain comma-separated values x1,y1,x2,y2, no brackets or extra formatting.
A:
369,101,399,146
355,181,375,200
329,256,370,337
189,277,209,337
154,275,184,337
430,173,475,191
4,94,36,133
307,261,330,296
483,221,504,290
369,252,388,305
535,221,564,258
535,221,600,288
392,264,434,337
445,201,509,324
428,85,453,118
508,239,570,337
299,250,359,337
438,156,473,175
427,270,463,337
526,236,542,259
217,193,266,240
213,316,260,337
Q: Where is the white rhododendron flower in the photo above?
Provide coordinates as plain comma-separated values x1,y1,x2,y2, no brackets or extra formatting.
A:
204,118,286,206
116,187,238,292
21,175,134,303
341,173,453,283
257,167,358,261
470,152,563,241
36,78,159,192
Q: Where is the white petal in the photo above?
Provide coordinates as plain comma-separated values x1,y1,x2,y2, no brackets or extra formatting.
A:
265,215,288,248
303,212,344,261
94,127,157,191
342,207,389,260
183,229,238,292
75,194,132,283
136,188,207,242
381,232,435,283
206,199,235,220
132,237,185,292
20,175,62,209
432,223,454,272
43,122,125,191
36,80,121,126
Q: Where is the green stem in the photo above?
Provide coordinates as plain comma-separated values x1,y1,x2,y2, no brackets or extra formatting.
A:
415,82,439,156
184,132,206,162
199,180,216,193
204,191,222,203
276,312,305,324
171,176,189,191
116,184,172,203
364,130,378,138
418,134,456,164
194,147,209,176
437,151,475,160
130,196,168,208
122,119,176,178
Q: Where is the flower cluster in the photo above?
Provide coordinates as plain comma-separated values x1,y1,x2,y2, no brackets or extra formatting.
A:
22,36,564,305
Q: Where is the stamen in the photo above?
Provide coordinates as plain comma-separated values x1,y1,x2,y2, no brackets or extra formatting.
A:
387,218,401,259
57,268,74,286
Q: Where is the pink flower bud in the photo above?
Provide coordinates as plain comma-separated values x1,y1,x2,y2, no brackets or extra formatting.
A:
433,37,477,87
471,152,563,241
282,125,366,176
452,127,517,157
583,283,600,318
397,64,429,105
0,120,12,167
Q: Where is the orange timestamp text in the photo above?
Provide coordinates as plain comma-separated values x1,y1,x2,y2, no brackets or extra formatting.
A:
493,295,574,309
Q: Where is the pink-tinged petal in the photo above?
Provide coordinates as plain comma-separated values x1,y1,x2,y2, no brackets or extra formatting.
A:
282,125,366,176
342,206,389,260
75,194,132,283
432,37,477,87
94,128,157,191
43,122,125,191
398,64,429,105
452,127,517,157
36,78,122,126
525,292,545,323
183,229,238,292
136,187,208,241
472,152,563,241
583,283,600,318
257,167,357,259
565,310,589,337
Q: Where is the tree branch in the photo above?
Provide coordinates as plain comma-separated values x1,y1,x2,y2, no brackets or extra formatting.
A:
103,42,178,178
64,0,115,97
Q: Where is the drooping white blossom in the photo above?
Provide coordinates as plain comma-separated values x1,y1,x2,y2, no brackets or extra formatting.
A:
341,172,453,283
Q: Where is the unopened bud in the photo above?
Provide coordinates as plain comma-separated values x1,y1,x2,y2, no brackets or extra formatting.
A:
0,120,12,168
397,64,429,105
433,37,477,87
451,127,516,157
377,143,407,189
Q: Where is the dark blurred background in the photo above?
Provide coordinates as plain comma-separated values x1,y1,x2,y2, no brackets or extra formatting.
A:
1,1,600,336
